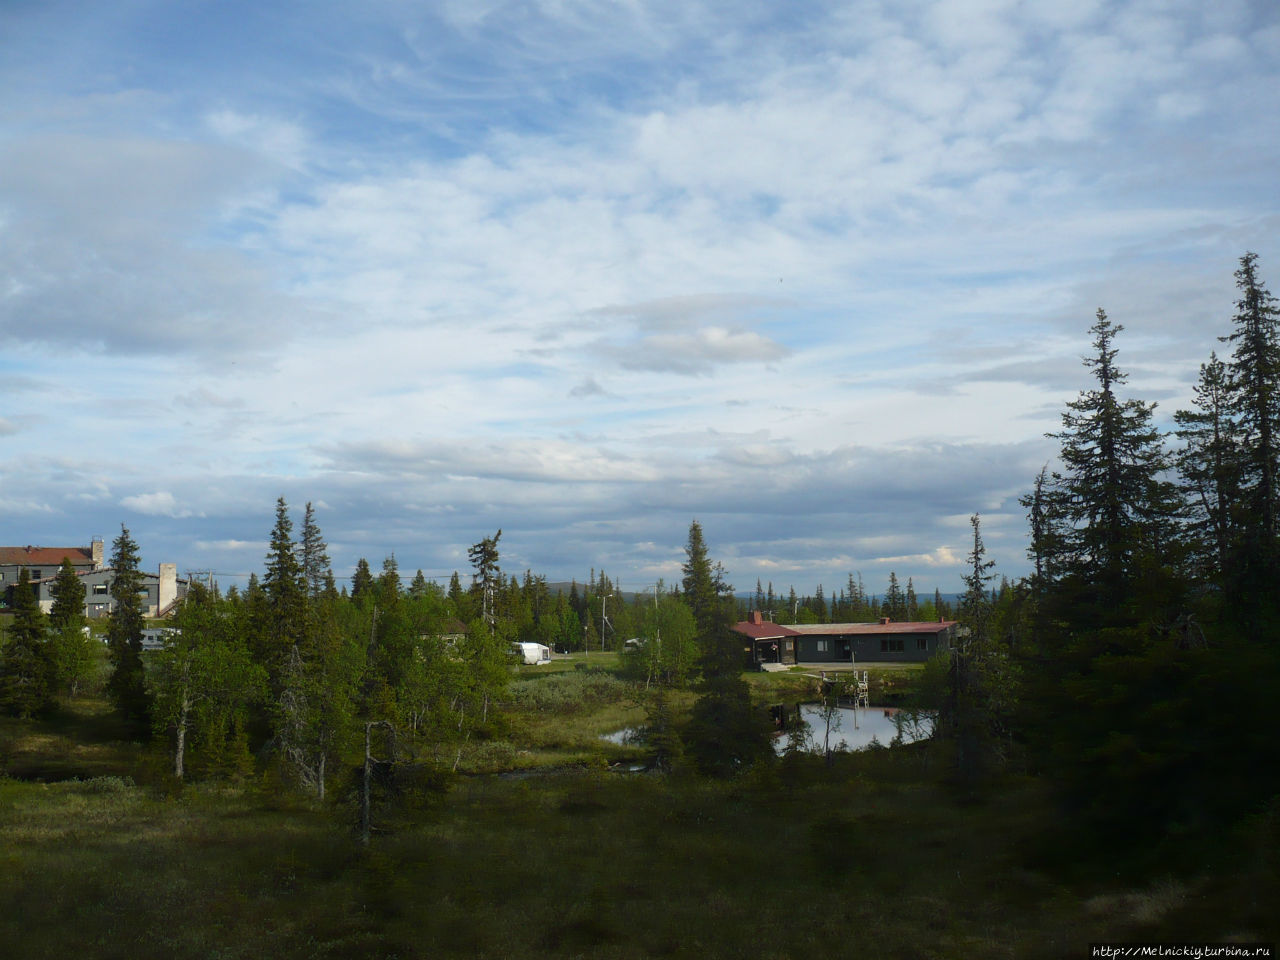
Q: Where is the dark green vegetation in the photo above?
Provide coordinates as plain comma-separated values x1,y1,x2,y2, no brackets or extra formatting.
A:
2,254,1280,956
3,687,1277,960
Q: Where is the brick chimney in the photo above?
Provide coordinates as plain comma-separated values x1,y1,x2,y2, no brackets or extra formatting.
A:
749,610,764,625
880,616,891,625
91,539,104,569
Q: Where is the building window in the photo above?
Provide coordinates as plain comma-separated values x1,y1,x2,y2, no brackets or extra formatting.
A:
28,569,41,580
917,637,929,651
816,639,828,653
93,584,108,595
880,638,905,652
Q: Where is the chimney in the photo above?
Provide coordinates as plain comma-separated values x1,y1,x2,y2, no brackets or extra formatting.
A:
91,539,104,569
880,616,891,625
749,610,764,625
158,563,177,614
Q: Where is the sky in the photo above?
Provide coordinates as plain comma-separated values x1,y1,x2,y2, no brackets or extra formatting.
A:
1,0,1278,599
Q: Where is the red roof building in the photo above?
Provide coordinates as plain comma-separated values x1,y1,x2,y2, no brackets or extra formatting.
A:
733,612,957,666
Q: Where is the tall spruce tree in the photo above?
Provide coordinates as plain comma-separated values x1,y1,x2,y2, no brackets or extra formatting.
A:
0,569,53,717
1175,353,1240,588
680,521,769,776
884,572,906,620
262,497,306,677
681,520,727,639
106,525,151,728
468,530,502,627
1219,252,1280,619
299,501,331,601
1044,310,1179,623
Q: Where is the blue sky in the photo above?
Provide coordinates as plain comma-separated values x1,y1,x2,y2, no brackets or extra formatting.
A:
1,0,1278,597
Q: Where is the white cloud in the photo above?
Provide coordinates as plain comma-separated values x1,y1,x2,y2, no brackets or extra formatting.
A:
872,546,962,568
120,491,202,519
0,0,1276,592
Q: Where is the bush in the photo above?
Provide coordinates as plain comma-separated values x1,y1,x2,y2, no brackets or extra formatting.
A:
506,671,631,715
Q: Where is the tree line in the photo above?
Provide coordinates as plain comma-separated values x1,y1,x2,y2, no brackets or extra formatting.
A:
931,252,1280,848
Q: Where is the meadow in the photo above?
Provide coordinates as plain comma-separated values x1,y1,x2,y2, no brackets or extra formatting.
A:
0,660,1276,959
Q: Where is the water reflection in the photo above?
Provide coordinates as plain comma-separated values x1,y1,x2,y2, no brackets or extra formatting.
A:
780,704,933,754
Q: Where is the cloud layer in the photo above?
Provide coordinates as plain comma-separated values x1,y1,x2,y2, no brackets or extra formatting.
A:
0,0,1277,594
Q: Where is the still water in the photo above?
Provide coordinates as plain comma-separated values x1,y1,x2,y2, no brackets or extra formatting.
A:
600,705,933,753
781,704,933,753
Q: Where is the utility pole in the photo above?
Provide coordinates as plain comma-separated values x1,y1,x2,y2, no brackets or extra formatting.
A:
600,593,616,652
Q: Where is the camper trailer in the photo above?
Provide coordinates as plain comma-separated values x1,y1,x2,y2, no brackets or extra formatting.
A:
513,641,552,665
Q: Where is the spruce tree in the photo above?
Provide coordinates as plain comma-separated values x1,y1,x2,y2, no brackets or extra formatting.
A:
884,572,906,621
49,558,86,631
1219,252,1280,618
262,497,306,675
467,530,502,627
352,559,375,604
47,558,95,698
1044,310,1179,620
409,570,429,598
299,501,331,600
1175,353,1240,586
0,569,53,717
680,521,769,776
106,525,151,728
379,554,402,606
681,520,727,638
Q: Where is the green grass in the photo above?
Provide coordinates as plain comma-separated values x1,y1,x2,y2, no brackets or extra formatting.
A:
3,755,1273,959
1,674,1276,958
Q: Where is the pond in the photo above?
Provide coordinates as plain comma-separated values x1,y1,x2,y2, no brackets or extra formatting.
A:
782,704,933,754
599,705,933,754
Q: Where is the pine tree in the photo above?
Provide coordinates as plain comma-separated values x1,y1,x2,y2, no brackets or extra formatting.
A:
905,577,919,620
106,525,151,728
0,569,53,716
